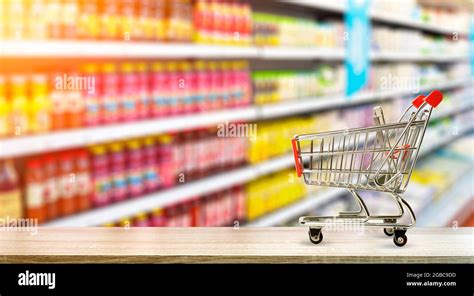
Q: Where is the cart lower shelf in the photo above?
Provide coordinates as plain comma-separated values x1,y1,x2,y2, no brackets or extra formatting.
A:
0,227,471,263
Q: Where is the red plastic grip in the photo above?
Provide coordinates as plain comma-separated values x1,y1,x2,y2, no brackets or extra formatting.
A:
424,90,443,108
411,95,425,108
291,138,302,177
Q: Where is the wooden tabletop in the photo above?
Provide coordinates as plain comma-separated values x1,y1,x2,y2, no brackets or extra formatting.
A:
0,227,472,263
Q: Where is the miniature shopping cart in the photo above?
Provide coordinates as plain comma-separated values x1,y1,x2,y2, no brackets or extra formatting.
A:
291,90,443,247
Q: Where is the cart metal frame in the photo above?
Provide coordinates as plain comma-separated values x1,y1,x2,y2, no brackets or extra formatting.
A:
291,90,443,246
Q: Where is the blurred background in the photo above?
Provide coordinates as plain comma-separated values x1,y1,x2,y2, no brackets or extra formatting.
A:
0,0,472,228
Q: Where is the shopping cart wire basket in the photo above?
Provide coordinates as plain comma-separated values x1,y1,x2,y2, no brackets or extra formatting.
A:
291,90,443,246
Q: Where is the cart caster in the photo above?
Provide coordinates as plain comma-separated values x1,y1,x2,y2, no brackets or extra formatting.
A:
383,228,394,236
393,229,407,247
308,228,323,245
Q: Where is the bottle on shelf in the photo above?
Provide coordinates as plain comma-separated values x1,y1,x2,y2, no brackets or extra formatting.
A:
153,0,166,41
0,75,9,137
120,0,137,40
43,154,60,220
61,0,79,39
165,61,180,115
50,71,68,131
150,208,166,226
81,63,101,126
125,140,145,198
133,212,150,227
143,137,160,193
100,0,120,40
101,63,120,124
150,61,167,117
64,68,84,129
137,62,151,120
156,134,176,189
0,160,23,220
30,74,52,134
77,0,100,39
58,152,78,216
9,75,29,136
75,149,93,212
25,158,46,223
120,62,140,122
90,145,112,207
109,142,128,203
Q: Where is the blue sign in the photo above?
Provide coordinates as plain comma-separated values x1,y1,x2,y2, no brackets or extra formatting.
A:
345,0,371,97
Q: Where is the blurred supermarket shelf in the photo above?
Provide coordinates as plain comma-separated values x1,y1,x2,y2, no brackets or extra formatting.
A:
245,189,346,227
0,108,258,158
0,41,468,63
43,153,295,226
0,41,260,59
258,47,345,60
0,78,470,159
279,0,345,13
244,124,474,227
0,41,343,59
370,52,469,62
260,78,472,118
281,0,468,36
431,103,474,121
0,40,341,60
369,12,469,36
417,170,473,227
419,124,474,157
44,121,474,227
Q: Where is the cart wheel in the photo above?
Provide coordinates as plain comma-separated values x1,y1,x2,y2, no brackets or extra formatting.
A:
308,229,323,244
383,228,394,236
393,234,407,247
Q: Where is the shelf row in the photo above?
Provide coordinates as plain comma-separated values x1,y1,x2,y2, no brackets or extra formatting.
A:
0,41,469,61
0,78,470,159
246,126,474,227
283,0,469,36
416,170,474,227
44,117,474,227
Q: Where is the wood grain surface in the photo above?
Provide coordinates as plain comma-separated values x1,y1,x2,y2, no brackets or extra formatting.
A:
0,227,472,263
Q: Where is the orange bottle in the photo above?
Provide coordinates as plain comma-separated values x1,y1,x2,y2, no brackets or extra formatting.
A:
75,149,92,212
100,0,120,40
43,155,60,220
30,74,51,134
0,75,10,137
58,152,77,216
50,72,67,130
120,0,137,40
9,75,29,136
77,0,100,39
65,70,84,128
0,160,23,220
25,158,46,223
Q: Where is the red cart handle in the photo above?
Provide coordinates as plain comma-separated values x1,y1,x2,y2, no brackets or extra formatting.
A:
424,90,443,108
291,138,302,177
411,95,425,108
411,90,443,109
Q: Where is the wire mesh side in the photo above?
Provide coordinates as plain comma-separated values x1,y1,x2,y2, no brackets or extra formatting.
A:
298,120,426,193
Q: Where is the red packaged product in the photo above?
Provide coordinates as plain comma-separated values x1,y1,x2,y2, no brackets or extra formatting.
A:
150,208,166,227
75,149,93,212
156,135,176,189
133,212,150,227
43,155,60,220
58,152,78,216
81,63,101,126
137,62,151,119
25,158,46,223
151,62,167,117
